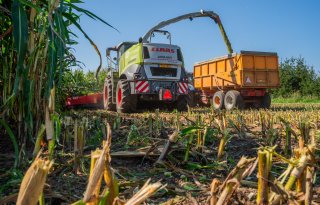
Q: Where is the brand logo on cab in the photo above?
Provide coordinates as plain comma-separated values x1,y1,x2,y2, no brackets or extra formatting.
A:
151,47,175,53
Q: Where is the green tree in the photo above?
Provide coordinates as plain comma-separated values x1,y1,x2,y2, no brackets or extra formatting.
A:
273,57,320,97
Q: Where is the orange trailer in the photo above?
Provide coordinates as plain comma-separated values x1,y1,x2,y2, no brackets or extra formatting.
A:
193,51,280,110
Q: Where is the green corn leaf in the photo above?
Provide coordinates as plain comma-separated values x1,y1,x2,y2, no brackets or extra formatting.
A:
48,136,55,160
180,126,202,136
54,9,66,85
65,2,118,77
183,183,199,191
12,0,28,67
11,0,28,94
98,189,110,205
18,0,41,13
68,3,119,33
45,28,57,98
62,12,102,78
71,200,85,205
33,124,46,157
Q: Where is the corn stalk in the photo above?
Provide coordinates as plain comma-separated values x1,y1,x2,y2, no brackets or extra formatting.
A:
256,149,272,205
0,0,117,163
216,157,256,205
124,179,165,205
16,155,53,205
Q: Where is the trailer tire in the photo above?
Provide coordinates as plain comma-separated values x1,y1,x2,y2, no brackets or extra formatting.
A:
103,78,115,111
224,90,244,110
212,91,225,110
261,93,271,109
116,80,137,113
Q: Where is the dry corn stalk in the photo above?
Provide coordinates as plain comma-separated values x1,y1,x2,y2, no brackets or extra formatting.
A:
216,157,256,205
295,155,306,205
156,131,179,164
257,149,272,205
285,153,308,190
45,106,54,141
16,157,53,205
74,123,118,205
270,145,315,205
82,143,108,203
209,178,220,205
304,166,314,205
215,116,229,161
86,150,104,205
103,123,119,205
125,179,165,205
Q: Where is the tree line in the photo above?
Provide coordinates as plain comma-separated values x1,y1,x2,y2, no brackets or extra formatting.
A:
272,57,320,98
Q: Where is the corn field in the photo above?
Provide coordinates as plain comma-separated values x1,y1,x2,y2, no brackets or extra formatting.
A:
0,104,319,204
0,0,115,158
0,1,319,204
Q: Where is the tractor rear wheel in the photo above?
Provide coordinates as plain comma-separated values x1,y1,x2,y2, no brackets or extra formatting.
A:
186,91,196,107
116,80,137,113
224,90,244,110
212,91,225,110
261,93,271,109
103,77,115,111
176,96,188,111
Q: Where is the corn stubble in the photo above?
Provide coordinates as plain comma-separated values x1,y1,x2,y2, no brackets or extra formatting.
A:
16,156,53,205
13,104,319,205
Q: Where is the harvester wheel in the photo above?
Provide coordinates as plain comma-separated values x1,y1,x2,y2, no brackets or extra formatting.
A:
212,91,225,110
261,93,271,109
116,80,137,113
224,90,244,110
103,77,115,111
176,96,188,111
186,91,196,107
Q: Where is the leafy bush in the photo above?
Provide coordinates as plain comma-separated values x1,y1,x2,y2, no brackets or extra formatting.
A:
272,57,320,98
56,69,107,110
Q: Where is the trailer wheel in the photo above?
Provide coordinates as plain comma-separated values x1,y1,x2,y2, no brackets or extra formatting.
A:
212,91,225,110
103,77,115,111
224,90,244,110
116,80,137,113
261,93,271,109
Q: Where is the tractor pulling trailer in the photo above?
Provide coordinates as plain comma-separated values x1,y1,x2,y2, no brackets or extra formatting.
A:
66,10,280,112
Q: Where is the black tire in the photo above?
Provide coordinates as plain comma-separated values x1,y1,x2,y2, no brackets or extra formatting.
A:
261,93,271,109
224,90,244,110
186,91,196,107
212,91,225,110
116,80,137,113
176,96,188,111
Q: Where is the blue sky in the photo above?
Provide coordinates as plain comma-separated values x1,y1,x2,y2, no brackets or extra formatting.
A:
72,0,320,73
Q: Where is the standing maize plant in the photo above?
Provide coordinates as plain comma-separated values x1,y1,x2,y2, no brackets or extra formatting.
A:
0,0,116,161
